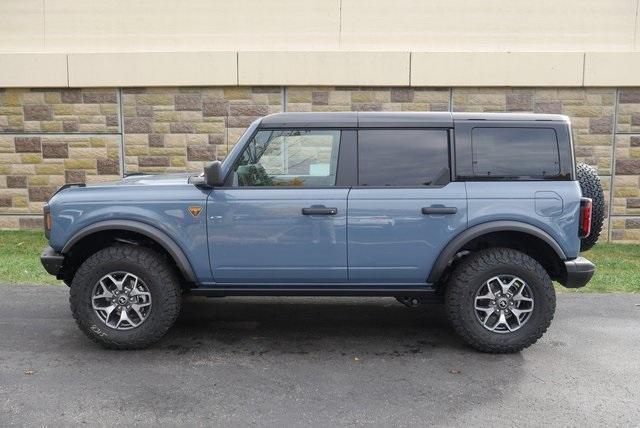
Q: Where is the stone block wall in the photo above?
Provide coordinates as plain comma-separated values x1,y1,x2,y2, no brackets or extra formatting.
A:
0,88,118,134
0,134,121,229
122,87,281,173
0,85,638,242
0,88,122,229
611,89,640,241
285,87,450,112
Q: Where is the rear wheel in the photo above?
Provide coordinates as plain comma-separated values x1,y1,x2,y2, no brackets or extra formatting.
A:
445,248,555,353
69,245,182,349
576,163,605,251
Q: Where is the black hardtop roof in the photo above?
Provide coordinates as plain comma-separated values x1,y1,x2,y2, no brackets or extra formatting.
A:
258,111,569,128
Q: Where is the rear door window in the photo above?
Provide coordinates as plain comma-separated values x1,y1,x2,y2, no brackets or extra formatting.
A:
358,129,449,186
472,127,560,178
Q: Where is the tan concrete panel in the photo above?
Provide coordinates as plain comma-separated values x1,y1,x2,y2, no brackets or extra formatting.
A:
239,52,409,86
45,0,340,52
68,52,237,87
411,52,584,87
0,0,44,52
636,5,640,51
584,52,640,86
0,54,68,87
342,0,636,51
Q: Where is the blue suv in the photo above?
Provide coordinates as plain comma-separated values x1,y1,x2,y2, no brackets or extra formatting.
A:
40,112,602,353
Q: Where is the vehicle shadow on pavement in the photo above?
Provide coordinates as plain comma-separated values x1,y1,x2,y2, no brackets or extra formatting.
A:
165,296,475,357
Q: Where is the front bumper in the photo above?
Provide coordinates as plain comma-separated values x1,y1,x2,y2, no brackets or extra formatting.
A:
41,246,65,276
562,257,596,288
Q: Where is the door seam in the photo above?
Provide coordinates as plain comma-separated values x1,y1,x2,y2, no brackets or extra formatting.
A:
346,187,351,282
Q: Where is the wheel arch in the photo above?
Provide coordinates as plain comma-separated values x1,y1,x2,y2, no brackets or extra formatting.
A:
428,221,567,284
61,220,197,284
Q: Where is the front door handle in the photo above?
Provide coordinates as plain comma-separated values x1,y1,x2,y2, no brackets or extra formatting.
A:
422,206,457,215
302,207,338,216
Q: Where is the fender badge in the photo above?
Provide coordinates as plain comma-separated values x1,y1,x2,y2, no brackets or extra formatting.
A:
188,206,203,217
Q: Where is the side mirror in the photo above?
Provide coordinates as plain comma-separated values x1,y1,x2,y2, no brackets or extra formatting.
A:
203,161,223,187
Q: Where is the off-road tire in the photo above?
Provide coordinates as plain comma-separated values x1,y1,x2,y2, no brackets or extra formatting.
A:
69,245,182,349
445,248,556,353
576,163,605,252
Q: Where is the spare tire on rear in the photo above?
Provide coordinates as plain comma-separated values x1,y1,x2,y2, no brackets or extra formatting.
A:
576,163,605,252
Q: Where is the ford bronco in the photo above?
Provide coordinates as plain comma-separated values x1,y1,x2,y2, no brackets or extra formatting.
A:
40,112,603,353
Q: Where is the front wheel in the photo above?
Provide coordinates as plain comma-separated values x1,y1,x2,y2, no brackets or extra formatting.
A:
445,248,556,353
69,245,182,349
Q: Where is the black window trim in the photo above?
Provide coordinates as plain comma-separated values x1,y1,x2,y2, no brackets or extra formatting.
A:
354,127,454,189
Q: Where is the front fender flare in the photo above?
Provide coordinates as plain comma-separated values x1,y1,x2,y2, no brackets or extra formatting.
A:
427,220,567,284
61,219,197,283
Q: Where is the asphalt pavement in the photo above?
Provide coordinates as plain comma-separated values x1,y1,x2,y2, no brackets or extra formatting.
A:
0,283,639,426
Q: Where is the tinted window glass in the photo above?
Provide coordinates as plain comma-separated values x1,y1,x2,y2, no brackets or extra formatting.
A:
358,130,449,186
232,129,340,187
472,128,560,178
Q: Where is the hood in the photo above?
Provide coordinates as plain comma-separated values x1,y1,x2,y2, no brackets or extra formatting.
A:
48,173,199,204
47,172,206,207
104,173,195,186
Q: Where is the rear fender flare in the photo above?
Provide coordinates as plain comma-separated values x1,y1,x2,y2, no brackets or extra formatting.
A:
427,221,566,283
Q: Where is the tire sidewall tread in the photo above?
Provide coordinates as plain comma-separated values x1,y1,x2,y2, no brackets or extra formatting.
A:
69,245,182,349
445,247,556,353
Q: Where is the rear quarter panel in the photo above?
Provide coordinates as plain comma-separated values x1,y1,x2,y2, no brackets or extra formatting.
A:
466,181,582,259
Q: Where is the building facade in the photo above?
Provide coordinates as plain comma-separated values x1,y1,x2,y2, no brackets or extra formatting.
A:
1,1,640,241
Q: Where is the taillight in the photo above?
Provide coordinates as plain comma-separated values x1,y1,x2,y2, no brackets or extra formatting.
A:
43,204,51,239
579,198,592,238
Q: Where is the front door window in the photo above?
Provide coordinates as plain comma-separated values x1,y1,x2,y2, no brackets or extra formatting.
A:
232,129,341,187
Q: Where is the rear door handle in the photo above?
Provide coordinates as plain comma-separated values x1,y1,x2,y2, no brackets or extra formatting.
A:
302,207,338,216
422,206,457,215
